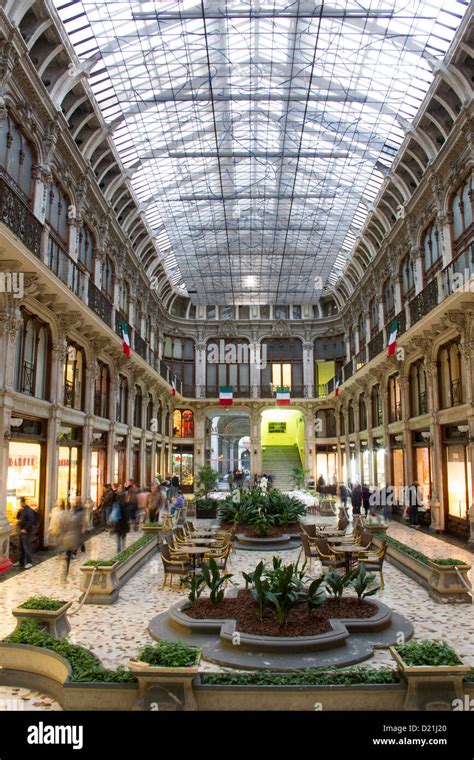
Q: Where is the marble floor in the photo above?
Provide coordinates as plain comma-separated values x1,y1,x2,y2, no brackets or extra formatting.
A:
0,518,473,709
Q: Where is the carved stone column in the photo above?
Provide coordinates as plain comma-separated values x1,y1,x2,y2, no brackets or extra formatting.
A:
195,340,206,399
303,341,314,398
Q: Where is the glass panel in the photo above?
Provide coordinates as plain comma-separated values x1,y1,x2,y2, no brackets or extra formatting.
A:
6,442,42,522
446,444,467,519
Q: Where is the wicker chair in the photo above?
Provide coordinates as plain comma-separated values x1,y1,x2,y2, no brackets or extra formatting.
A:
300,532,319,570
358,542,387,589
315,538,346,569
160,543,192,588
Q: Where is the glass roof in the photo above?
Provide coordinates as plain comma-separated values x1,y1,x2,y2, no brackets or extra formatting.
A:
53,0,468,305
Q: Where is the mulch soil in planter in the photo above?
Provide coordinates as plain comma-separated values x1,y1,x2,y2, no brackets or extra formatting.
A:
183,591,377,637
220,522,301,538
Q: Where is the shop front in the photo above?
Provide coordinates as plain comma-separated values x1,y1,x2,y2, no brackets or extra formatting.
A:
90,432,107,508
113,436,127,485
57,425,82,506
316,445,337,489
171,444,194,493
348,444,359,485
360,442,369,485
442,425,471,540
340,445,347,484
412,431,432,505
7,417,47,556
374,439,386,487
390,436,405,512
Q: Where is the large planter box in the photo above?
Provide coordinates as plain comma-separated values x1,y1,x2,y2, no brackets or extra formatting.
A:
79,536,158,604
12,601,72,640
373,535,471,603
390,647,470,710
127,655,201,711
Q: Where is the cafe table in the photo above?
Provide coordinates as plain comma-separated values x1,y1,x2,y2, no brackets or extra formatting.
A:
175,546,209,572
331,544,362,572
185,538,219,545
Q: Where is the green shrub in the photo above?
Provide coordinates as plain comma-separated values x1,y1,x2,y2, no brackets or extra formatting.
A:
18,597,67,611
83,534,154,567
5,621,136,683
465,668,474,682
135,640,200,668
395,639,463,667
218,488,305,527
201,666,399,686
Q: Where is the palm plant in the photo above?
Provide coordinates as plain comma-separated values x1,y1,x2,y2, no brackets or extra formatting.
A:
196,465,219,504
291,466,308,490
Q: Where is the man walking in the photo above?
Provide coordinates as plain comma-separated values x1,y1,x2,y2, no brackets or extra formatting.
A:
15,498,38,569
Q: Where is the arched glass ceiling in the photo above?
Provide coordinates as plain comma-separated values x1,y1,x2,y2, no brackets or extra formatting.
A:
53,0,468,305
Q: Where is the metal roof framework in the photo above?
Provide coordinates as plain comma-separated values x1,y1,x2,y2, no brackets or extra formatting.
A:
53,0,468,305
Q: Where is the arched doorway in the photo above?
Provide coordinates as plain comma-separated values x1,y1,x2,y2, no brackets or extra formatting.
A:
260,408,304,491
205,411,251,489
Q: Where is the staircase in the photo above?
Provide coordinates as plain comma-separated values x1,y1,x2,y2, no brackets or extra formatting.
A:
260,445,303,491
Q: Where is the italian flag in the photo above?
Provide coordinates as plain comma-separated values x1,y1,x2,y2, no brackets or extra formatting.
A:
170,380,176,397
120,320,131,357
276,386,290,406
387,319,398,357
219,386,233,405
335,377,341,397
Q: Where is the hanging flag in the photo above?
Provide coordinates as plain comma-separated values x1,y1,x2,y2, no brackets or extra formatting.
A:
219,386,233,405
170,380,176,397
276,386,290,406
335,377,341,397
120,320,131,357
387,318,399,357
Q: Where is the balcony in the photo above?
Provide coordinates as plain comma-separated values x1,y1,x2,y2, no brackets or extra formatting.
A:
409,278,439,325
0,174,42,258
343,359,354,381
368,330,384,361
205,385,250,398
315,383,327,398
134,332,147,361
115,312,133,344
88,281,112,328
354,347,367,370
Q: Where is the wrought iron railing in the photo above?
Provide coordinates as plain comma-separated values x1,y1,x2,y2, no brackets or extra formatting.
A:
47,236,81,298
368,330,384,361
134,332,147,361
20,360,34,396
343,359,354,381
354,347,367,369
315,383,327,398
88,281,112,327
115,312,133,344
409,278,439,325
0,175,42,258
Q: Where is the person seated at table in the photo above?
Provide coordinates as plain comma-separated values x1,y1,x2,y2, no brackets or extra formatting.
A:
170,489,185,516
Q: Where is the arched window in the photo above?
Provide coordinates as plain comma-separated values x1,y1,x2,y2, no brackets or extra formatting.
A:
388,374,402,422
348,401,355,434
173,409,194,438
46,178,69,249
371,384,382,426
133,385,143,428
409,359,428,417
260,338,303,397
14,309,50,399
163,336,195,395
94,361,110,418
205,339,249,397
451,174,473,243
369,297,379,337
400,253,415,302
64,341,85,410
314,334,345,394
135,300,142,337
120,280,130,319
438,339,462,409
422,222,441,282
117,375,128,423
339,408,345,436
383,277,395,324
146,393,154,429
315,409,336,438
0,115,34,200
102,256,114,300
359,394,367,431
78,224,94,274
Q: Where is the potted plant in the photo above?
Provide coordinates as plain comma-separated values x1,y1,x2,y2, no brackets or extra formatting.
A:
390,639,470,710
195,465,219,518
12,597,72,640
129,640,201,676
291,466,308,490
